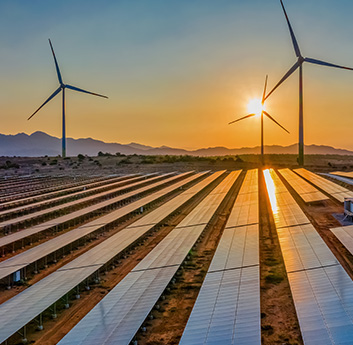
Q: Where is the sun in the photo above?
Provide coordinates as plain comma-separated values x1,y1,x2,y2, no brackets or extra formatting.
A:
247,98,265,116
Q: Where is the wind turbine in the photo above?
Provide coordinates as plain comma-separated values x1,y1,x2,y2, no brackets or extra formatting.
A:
229,75,289,165
28,39,108,158
265,0,353,166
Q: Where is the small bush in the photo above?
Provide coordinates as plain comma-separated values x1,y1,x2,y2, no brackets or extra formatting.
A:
265,274,284,285
264,258,279,267
118,159,132,165
0,161,20,169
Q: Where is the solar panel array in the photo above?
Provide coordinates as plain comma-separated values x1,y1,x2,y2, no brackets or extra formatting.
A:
0,175,108,204
0,174,145,219
0,172,175,230
0,172,204,282
57,171,241,345
0,174,138,212
0,171,225,344
179,169,260,345
0,172,184,250
295,168,353,202
264,169,353,345
278,168,328,203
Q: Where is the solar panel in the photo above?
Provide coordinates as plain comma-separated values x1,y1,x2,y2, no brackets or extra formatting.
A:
59,266,179,345
0,172,177,230
278,168,328,203
0,175,126,209
180,266,260,345
0,174,137,210
57,171,241,345
323,173,353,188
0,174,146,219
264,169,353,345
331,226,353,260
294,169,353,202
180,169,260,345
330,171,353,179
277,224,338,273
0,172,189,249
288,265,353,345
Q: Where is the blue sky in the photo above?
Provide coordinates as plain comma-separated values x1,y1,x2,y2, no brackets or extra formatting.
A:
1,0,353,151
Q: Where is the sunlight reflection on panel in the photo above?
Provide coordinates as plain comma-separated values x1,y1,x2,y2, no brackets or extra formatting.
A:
263,169,278,214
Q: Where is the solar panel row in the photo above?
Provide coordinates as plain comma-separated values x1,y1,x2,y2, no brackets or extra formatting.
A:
0,172,176,230
57,171,240,345
0,173,208,281
0,172,185,250
278,168,328,203
330,171,353,179
264,169,353,345
0,171,225,344
322,173,353,188
294,168,353,202
0,172,204,281
0,174,138,210
0,174,144,218
0,175,105,204
180,169,260,345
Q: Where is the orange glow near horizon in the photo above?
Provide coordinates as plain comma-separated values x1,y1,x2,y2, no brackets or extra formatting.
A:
263,169,278,215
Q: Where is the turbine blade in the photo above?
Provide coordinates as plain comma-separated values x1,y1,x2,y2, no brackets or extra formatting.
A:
280,0,301,58
28,87,62,120
49,39,63,84
262,75,268,104
263,110,290,134
65,84,108,99
229,114,256,125
305,57,353,71
264,61,300,100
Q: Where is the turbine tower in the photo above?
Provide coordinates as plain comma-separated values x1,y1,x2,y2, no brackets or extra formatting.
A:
28,39,108,158
265,0,353,166
229,76,289,165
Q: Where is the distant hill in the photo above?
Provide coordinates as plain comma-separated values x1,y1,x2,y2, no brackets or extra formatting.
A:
1,131,353,157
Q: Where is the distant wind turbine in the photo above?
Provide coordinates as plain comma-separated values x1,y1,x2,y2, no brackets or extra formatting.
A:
229,75,289,165
28,39,108,158
265,0,353,166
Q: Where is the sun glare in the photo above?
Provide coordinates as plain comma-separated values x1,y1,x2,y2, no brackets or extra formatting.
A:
247,98,265,117
263,169,278,214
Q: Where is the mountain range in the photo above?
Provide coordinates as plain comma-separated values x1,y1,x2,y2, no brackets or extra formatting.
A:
1,131,353,157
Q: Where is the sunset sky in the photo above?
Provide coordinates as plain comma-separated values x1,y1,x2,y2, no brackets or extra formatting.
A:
2,0,353,151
